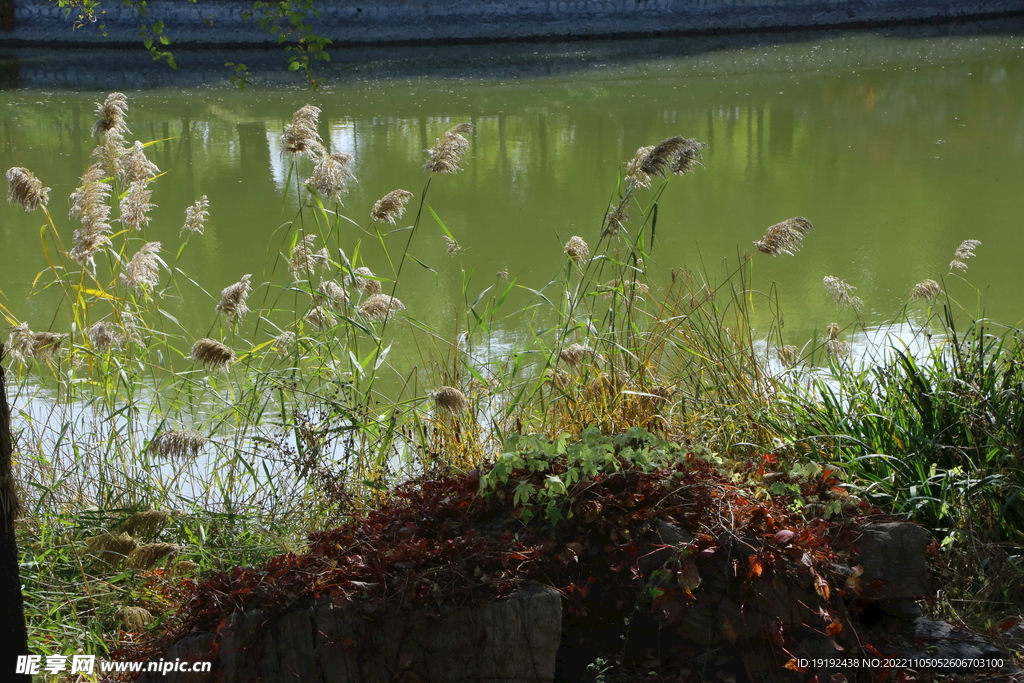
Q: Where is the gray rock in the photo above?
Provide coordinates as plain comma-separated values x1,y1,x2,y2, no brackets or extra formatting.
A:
856,522,930,599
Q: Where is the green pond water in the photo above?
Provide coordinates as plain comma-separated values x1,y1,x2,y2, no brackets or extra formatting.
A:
3,25,1024,361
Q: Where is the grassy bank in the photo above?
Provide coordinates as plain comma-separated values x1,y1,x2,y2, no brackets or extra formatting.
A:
3,93,1023,672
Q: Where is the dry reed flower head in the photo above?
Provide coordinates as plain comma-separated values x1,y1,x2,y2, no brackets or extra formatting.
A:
497,269,509,280
559,343,590,368
586,372,625,402
120,180,155,229
6,167,50,212
120,510,171,538
624,136,707,188
304,306,334,330
306,152,353,202
910,279,941,301
91,128,127,179
85,532,139,566
371,189,413,223
821,323,848,357
88,321,123,351
191,338,235,371
216,274,252,325
126,542,177,569
288,234,329,278
181,196,210,235
444,236,462,256
121,242,162,292
273,331,296,355
755,217,813,257
314,279,347,310
603,201,630,237
950,239,982,271
424,123,473,174
282,104,324,157
93,92,129,136
352,266,382,295
822,276,863,310
115,606,155,631
601,279,649,301
147,429,207,460
8,323,34,364
30,332,68,361
776,345,799,367
358,294,405,322
431,386,470,413
545,367,572,389
69,164,113,265
565,236,589,266
172,560,199,576
120,140,160,186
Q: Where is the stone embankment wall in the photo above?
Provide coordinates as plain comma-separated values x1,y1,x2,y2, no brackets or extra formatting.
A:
2,0,1023,46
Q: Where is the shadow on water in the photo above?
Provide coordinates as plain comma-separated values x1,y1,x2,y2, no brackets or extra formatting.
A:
0,15,1022,90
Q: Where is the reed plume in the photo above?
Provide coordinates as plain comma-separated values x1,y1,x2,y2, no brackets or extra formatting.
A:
85,533,138,567
431,386,470,413
950,239,981,272
444,236,462,256
30,332,68,361
88,321,123,351
6,167,50,212
181,196,210,235
776,345,799,367
565,236,589,266
216,274,252,325
121,242,162,292
306,152,353,202
821,323,848,358
603,201,630,237
288,234,329,278
358,294,405,322
424,123,473,174
70,164,113,265
91,128,127,179
92,92,129,136
191,338,235,371
120,510,171,538
282,105,324,157
147,429,207,460
755,217,813,256
822,276,862,310
371,189,413,223
601,278,648,301
909,279,941,301
120,180,155,229
8,324,34,364
559,343,589,368
126,543,177,569
120,140,160,186
115,606,155,631
304,306,334,330
624,136,707,188
273,331,296,355
352,267,382,295
314,279,347,310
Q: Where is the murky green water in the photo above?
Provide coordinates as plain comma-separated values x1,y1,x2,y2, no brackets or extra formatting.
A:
3,25,1024,353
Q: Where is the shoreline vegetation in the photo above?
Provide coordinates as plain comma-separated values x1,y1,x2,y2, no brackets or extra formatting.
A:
3,93,1023,677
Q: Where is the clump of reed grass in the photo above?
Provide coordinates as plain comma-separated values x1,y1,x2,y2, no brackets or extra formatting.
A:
306,152,353,202
120,510,171,538
282,104,323,157
431,386,470,413
371,189,413,224
115,606,154,632
121,241,162,292
120,180,156,229
352,267,382,295
565,236,589,266
147,429,207,460
126,542,177,569
358,294,405,322
950,239,982,272
216,274,252,325
909,279,941,301
822,276,862,310
181,196,210,235
624,136,707,188
755,217,813,256
424,123,473,174
6,167,50,213
288,234,329,278
190,339,235,371
120,140,160,186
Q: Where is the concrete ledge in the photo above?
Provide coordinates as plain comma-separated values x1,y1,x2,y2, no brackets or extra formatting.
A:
3,0,1024,46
